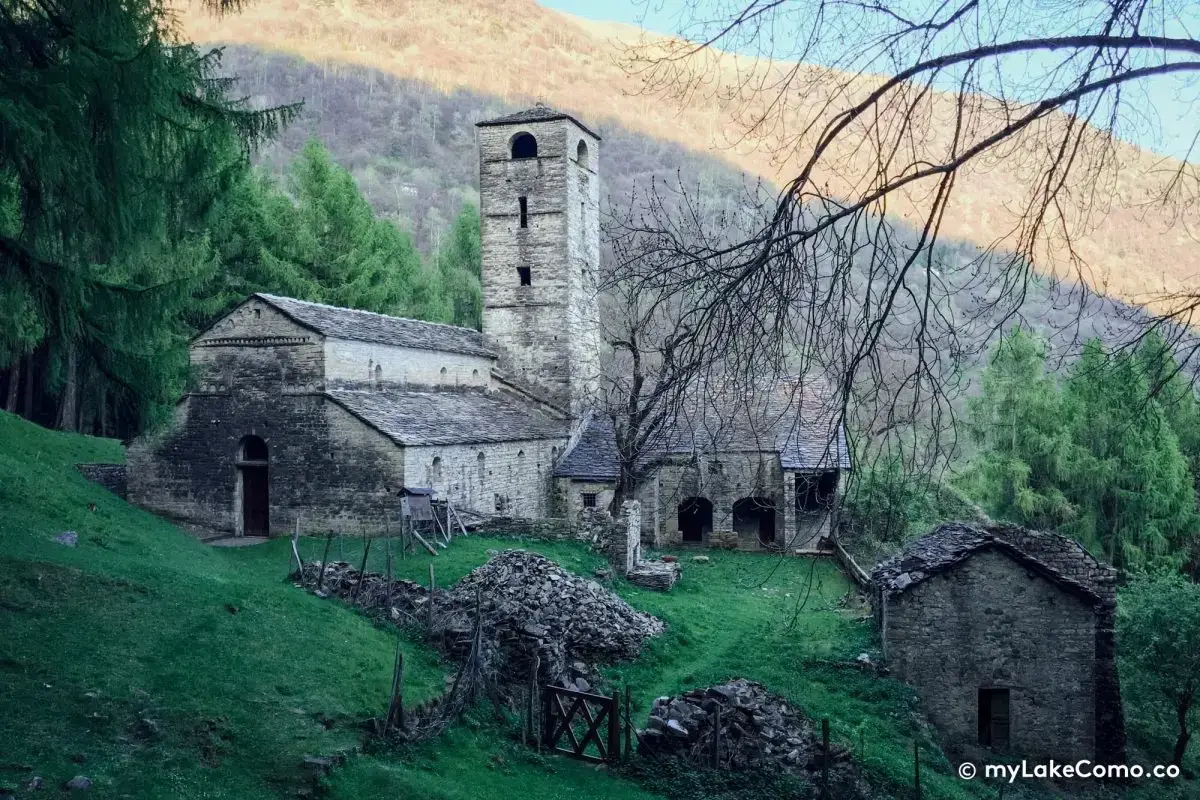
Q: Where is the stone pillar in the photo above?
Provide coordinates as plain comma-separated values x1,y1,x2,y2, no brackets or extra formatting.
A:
601,499,642,575
782,472,798,548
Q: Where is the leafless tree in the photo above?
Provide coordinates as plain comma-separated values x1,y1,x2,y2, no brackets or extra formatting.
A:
598,175,820,514
607,0,1200,525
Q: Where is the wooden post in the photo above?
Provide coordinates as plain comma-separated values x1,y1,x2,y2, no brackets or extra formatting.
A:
351,535,372,607
914,741,922,799
427,562,436,631
291,517,305,579
712,704,722,770
338,531,344,562
317,531,334,593
821,718,830,800
608,690,621,764
527,656,539,746
385,535,394,603
624,685,632,760
385,631,405,734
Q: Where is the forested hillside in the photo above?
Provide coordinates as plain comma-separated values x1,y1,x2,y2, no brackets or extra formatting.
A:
219,45,1166,388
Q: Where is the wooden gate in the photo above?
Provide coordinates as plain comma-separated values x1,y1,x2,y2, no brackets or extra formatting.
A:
541,685,620,763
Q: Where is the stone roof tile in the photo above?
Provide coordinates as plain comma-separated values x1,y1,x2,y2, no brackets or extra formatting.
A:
475,103,601,139
871,522,1105,602
256,294,494,358
327,390,567,446
554,378,851,479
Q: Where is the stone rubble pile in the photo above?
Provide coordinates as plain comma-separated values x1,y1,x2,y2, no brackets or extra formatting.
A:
639,679,868,797
295,550,664,690
438,550,665,687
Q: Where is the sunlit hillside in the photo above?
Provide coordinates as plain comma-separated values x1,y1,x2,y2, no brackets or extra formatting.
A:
175,0,1198,312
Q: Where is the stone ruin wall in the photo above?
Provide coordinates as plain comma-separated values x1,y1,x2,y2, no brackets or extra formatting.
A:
881,549,1099,764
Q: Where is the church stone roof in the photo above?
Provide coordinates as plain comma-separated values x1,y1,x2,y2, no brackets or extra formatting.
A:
476,103,601,140
554,378,851,480
327,390,567,446
255,294,494,358
871,522,1104,603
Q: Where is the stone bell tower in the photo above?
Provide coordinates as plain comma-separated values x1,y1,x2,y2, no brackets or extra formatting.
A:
475,104,601,418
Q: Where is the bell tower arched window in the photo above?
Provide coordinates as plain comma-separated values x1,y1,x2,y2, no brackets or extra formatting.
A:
511,133,538,159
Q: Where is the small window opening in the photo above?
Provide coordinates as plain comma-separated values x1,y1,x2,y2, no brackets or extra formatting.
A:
511,132,538,159
519,196,528,228
440,366,448,379
254,308,261,318
374,363,382,388
978,688,1011,749
576,139,588,166
518,267,532,286
582,492,598,509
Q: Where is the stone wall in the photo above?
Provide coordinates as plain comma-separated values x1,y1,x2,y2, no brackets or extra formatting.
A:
654,453,785,550
75,464,128,499
324,339,493,391
405,438,567,518
478,117,601,417
128,389,405,539
881,548,1099,763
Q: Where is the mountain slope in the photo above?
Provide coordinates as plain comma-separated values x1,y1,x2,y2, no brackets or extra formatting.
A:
175,0,1198,312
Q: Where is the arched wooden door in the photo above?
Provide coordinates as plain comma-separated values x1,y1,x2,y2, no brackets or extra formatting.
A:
238,436,269,536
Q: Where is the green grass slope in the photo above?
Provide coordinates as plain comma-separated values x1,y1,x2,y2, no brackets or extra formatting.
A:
0,411,447,798
5,410,1133,800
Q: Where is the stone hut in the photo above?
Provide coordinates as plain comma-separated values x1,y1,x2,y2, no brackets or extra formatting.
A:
553,380,850,550
872,522,1125,765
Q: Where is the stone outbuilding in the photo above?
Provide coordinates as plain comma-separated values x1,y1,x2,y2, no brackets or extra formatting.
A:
872,522,1125,765
553,381,850,551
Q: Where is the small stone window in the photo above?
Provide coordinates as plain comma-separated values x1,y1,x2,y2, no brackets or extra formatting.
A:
430,456,443,483
518,267,532,286
477,452,486,484
511,132,538,159
518,196,528,228
472,369,480,381
440,366,448,381
582,492,598,509
374,363,383,389
978,688,1011,749
576,139,588,167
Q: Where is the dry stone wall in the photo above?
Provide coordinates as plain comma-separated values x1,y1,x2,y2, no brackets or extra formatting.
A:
881,548,1098,763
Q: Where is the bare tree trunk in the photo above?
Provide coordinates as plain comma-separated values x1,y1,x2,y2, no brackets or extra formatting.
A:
1173,699,1192,767
22,352,34,419
4,358,19,414
57,345,79,432
98,387,108,438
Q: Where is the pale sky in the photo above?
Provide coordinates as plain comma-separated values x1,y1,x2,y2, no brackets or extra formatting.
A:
544,0,1199,162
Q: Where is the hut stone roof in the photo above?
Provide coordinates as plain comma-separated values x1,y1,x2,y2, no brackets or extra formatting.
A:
256,294,494,358
327,389,567,447
871,522,1111,603
475,103,601,139
554,378,851,480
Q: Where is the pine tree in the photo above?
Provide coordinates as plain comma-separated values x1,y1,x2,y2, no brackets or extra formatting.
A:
434,202,483,329
0,0,299,432
965,329,1074,529
1061,341,1199,570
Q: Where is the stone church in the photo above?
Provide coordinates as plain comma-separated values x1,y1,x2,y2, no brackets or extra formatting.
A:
127,105,848,547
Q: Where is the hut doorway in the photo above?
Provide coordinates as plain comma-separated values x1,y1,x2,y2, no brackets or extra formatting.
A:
238,435,269,536
677,496,713,543
733,497,777,547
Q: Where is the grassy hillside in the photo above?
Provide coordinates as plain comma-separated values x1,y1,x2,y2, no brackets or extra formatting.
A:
6,410,1184,799
174,0,1199,313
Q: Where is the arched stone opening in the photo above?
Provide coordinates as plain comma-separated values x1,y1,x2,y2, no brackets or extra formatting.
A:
510,132,538,159
576,139,589,167
677,496,713,543
733,496,777,547
237,435,269,537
